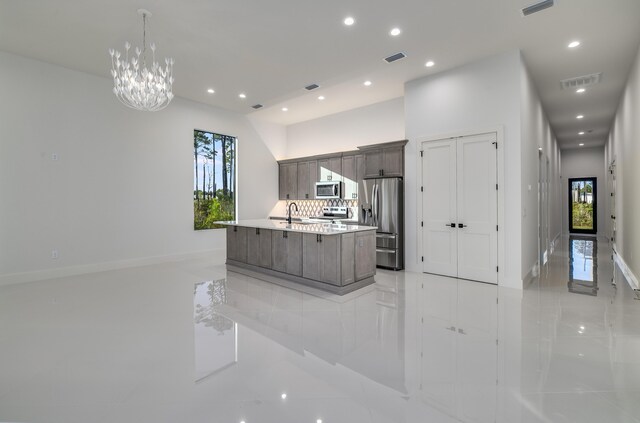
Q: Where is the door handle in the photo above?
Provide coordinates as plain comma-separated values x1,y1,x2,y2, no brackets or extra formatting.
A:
446,223,455,228
458,223,467,228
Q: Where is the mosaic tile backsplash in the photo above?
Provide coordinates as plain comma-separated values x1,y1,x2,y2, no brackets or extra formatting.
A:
283,199,358,219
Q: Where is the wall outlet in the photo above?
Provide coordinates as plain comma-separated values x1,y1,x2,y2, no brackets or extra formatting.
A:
51,153,58,161
51,249,58,259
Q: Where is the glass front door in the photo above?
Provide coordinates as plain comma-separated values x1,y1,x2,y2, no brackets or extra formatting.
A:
569,178,597,234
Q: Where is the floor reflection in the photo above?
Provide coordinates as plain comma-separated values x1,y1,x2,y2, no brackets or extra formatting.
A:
194,279,237,381
568,236,598,296
193,271,499,423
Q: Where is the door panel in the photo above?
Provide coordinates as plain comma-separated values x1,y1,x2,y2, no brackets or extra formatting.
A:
422,140,457,277
456,134,497,284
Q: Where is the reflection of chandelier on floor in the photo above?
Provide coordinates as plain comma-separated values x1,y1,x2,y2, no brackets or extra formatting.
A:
109,9,174,111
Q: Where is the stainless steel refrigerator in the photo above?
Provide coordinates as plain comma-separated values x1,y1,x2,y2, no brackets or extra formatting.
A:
359,177,404,270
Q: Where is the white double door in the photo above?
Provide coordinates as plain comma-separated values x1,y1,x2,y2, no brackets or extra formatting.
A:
422,133,498,284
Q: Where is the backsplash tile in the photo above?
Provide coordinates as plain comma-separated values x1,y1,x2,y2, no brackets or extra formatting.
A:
285,199,357,218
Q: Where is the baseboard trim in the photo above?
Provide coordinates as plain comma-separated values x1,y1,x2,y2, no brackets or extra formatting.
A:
613,249,640,291
0,248,225,287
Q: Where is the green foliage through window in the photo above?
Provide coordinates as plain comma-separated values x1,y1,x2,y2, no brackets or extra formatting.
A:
194,130,236,229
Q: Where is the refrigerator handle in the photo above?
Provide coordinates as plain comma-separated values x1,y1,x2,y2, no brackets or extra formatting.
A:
374,183,379,226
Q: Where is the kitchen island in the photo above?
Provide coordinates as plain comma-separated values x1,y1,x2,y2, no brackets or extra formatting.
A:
217,219,377,295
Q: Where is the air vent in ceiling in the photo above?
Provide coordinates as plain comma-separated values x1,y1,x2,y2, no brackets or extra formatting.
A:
384,52,406,64
560,72,603,90
304,83,320,91
521,0,554,16
251,104,263,109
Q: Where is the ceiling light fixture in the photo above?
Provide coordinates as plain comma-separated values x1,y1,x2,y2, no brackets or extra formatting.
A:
207,88,215,94
576,88,586,93
390,28,401,36
579,143,585,146
364,80,372,86
239,93,247,99
281,393,287,399
425,60,435,67
282,107,288,112
109,9,174,111
577,115,584,119
579,131,585,135
318,96,325,100
568,41,581,48
344,17,355,26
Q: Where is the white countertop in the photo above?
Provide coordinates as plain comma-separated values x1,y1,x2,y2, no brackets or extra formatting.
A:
216,219,376,234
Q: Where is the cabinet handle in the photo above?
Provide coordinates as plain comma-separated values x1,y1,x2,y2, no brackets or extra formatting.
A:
458,223,467,228
233,226,238,232
256,228,260,235
283,231,288,239
286,194,289,199
319,235,322,243
305,193,309,199
381,169,384,176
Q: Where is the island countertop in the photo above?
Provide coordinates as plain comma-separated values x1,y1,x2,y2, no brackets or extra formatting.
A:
216,219,376,235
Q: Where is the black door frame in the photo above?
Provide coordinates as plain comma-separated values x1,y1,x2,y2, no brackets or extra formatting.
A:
568,177,597,234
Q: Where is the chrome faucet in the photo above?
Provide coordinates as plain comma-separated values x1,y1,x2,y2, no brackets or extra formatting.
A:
287,202,298,224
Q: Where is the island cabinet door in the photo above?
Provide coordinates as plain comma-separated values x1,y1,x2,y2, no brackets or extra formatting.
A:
302,233,320,280
319,234,342,286
355,231,376,280
272,230,288,273
286,232,303,276
341,233,356,285
247,228,272,268
227,226,247,263
272,230,302,276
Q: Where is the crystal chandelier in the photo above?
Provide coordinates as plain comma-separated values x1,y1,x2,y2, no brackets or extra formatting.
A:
109,9,174,111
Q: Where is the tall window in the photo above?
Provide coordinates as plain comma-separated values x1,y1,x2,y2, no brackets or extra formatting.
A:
194,130,236,229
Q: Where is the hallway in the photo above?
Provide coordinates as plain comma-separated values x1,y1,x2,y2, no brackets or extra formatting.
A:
0,236,639,422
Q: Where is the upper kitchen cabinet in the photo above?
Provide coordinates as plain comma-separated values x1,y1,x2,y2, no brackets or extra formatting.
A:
360,140,408,178
297,160,317,200
279,162,298,200
318,155,342,182
342,153,365,200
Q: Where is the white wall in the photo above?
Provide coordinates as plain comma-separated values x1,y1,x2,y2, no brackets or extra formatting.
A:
560,147,606,236
405,51,523,288
603,42,640,288
286,98,405,158
0,51,280,284
520,57,562,278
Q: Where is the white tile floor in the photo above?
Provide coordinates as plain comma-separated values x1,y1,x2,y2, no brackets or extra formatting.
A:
1,236,639,423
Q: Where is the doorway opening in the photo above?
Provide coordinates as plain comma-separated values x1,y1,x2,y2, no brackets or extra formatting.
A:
568,178,597,235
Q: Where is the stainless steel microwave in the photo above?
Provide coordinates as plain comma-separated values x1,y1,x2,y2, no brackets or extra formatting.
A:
315,181,343,199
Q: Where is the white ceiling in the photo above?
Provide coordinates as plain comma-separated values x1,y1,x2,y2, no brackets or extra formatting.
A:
1,0,639,149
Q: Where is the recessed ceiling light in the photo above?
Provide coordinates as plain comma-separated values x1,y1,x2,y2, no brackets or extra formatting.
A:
576,88,586,93
579,131,585,135
576,115,584,119
316,420,323,423
239,93,246,99
390,28,401,36
344,16,355,26
538,147,542,151
207,88,215,94
281,393,287,399
318,96,325,100
579,143,585,146
282,107,288,112
568,41,581,48
364,80,372,86
425,60,435,67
